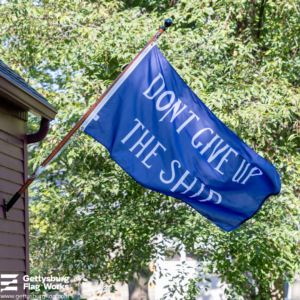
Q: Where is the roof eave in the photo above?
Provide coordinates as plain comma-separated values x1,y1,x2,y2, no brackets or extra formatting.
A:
0,73,57,120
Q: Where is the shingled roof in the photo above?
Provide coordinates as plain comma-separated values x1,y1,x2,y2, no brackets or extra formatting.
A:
0,60,55,110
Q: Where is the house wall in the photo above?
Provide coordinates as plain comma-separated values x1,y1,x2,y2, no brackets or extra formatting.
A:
291,272,300,300
0,107,29,298
154,248,228,300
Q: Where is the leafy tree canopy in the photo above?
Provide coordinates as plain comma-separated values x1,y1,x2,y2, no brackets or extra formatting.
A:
0,0,299,299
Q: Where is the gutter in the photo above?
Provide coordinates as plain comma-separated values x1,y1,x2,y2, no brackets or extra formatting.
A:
27,117,50,144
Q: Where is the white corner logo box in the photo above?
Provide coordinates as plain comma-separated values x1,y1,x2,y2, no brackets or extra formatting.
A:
0,274,18,292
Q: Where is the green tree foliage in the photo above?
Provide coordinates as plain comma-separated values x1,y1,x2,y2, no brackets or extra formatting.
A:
0,0,299,298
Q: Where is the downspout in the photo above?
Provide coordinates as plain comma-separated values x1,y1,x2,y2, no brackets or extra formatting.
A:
27,117,50,144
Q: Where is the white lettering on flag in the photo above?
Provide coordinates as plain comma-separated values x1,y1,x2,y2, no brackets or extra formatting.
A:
83,44,280,232
215,148,238,175
200,189,222,204
191,128,214,149
121,118,145,144
176,110,199,133
159,99,187,122
160,160,181,184
242,167,263,184
142,142,166,169
232,160,251,183
143,73,165,100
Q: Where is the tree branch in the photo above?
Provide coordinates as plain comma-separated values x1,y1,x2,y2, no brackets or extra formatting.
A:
257,0,267,39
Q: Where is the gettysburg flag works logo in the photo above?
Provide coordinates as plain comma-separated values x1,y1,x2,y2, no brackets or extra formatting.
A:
0,274,18,292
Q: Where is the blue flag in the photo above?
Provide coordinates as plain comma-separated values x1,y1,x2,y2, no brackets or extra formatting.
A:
82,43,281,232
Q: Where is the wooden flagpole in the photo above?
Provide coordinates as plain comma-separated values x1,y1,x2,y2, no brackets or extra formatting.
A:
4,19,173,216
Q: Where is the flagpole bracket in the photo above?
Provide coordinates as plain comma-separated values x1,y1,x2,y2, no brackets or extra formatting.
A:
4,199,9,219
5,192,22,215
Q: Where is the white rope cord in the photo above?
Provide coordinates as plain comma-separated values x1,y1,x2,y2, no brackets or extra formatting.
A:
29,165,47,179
